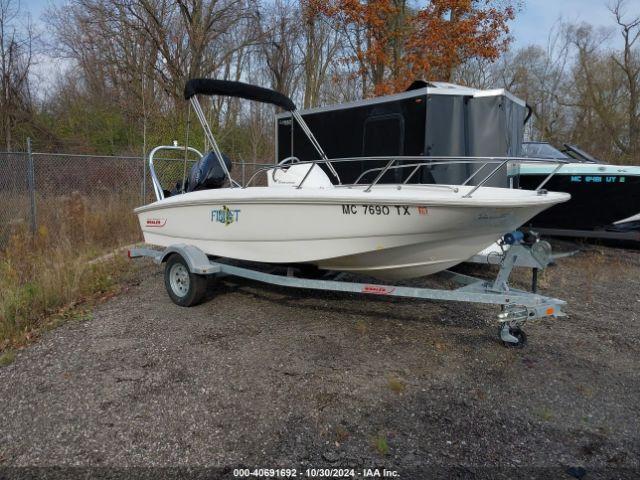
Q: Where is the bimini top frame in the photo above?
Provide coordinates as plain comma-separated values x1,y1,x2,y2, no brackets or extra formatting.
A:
183,78,341,187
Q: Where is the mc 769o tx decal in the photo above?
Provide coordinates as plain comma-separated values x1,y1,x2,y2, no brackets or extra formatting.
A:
341,205,428,216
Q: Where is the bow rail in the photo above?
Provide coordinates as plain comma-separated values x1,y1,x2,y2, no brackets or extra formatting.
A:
243,156,568,196
147,150,568,202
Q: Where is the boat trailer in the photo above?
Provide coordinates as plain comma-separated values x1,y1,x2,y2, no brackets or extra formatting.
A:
129,233,566,348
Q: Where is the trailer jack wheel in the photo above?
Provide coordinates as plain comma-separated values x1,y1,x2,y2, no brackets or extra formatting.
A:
164,254,208,307
500,324,527,348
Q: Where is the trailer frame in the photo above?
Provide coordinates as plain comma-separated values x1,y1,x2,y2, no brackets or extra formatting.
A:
129,237,566,347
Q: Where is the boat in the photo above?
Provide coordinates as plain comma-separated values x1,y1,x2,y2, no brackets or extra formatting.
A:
135,79,570,281
519,141,640,240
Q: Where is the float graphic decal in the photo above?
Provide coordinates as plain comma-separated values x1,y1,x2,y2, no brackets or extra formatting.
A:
211,206,241,226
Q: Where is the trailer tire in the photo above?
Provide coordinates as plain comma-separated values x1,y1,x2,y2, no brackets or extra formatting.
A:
164,254,208,307
501,326,527,348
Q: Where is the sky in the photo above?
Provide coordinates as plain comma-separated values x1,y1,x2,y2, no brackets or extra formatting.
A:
510,0,626,49
24,0,51,19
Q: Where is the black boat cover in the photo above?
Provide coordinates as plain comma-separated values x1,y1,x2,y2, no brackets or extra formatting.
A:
184,78,296,111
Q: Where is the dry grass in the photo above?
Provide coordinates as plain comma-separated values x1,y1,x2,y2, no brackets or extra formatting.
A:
0,350,15,366
355,319,368,335
0,191,141,352
536,407,555,422
335,425,350,443
387,375,406,394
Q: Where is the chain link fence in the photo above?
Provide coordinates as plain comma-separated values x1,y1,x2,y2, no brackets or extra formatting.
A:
0,150,33,243
0,147,145,250
0,141,273,250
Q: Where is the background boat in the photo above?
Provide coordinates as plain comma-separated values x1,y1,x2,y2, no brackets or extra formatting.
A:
519,142,640,241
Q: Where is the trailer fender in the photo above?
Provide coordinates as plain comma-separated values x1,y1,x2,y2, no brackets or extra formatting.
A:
158,244,221,275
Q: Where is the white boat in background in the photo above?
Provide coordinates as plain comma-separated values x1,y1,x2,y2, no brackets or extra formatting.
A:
135,79,570,281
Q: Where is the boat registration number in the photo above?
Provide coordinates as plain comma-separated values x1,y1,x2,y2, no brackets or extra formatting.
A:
341,205,427,216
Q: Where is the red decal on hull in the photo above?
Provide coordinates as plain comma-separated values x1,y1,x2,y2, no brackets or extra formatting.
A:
146,218,167,227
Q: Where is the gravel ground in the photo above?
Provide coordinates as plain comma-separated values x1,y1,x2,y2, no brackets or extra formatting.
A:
0,242,639,478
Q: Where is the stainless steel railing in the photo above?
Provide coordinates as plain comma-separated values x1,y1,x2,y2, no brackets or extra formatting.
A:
244,156,568,196
148,149,568,202
148,144,203,201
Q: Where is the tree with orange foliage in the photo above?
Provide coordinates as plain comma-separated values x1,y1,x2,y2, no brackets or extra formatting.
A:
309,0,516,96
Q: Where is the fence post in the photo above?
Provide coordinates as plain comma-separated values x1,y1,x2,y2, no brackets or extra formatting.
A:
241,158,246,187
142,154,147,203
26,137,37,235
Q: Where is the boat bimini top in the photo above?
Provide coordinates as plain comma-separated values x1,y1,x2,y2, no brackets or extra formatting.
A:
183,78,341,187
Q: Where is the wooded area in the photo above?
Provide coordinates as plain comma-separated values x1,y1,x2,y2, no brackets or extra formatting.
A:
1,0,638,164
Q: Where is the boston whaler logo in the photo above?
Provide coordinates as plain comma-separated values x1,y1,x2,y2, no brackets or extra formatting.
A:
211,205,241,226
145,217,166,227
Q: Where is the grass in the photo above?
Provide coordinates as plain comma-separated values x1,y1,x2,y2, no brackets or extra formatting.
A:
372,434,389,456
0,191,141,351
0,350,15,367
355,319,368,335
387,375,406,394
536,407,555,422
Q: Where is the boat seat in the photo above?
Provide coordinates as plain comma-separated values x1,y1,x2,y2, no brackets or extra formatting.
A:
268,163,333,189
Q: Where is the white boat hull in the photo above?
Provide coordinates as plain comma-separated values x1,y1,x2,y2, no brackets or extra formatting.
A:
135,185,568,280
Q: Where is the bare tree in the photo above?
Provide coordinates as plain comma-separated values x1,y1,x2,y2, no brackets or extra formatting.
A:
570,18,638,161
128,0,260,105
50,0,260,107
0,0,35,150
610,0,640,158
258,0,301,99
300,2,341,108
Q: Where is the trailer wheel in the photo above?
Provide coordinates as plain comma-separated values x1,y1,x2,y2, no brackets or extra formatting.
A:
500,326,527,348
164,254,207,307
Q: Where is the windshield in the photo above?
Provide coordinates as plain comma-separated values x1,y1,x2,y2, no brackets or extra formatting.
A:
563,144,601,163
522,142,569,159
